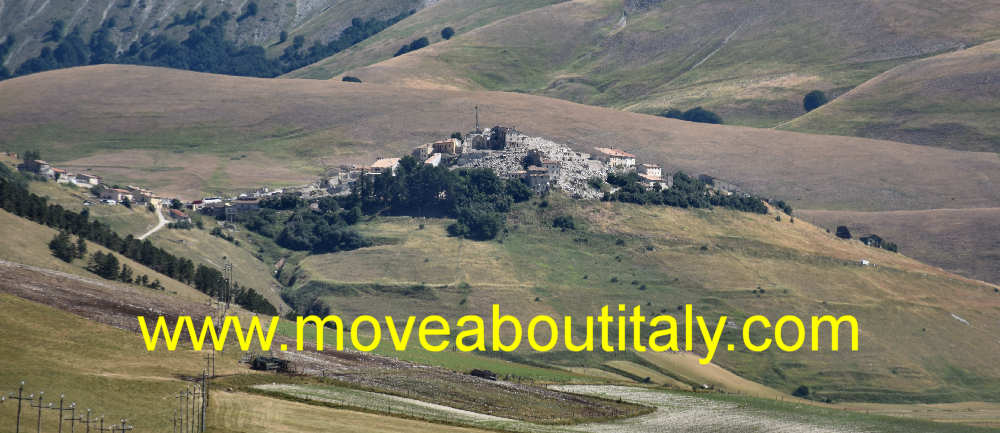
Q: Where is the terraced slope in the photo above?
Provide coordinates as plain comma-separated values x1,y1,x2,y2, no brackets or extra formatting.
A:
290,0,1000,127
782,39,1000,152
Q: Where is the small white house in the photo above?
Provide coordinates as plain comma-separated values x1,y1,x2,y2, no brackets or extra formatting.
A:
639,163,662,178
369,158,401,176
425,153,443,167
593,147,636,170
100,188,133,203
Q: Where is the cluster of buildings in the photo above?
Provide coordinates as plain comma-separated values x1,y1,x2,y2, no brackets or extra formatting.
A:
9,124,746,225
16,157,102,189
321,126,696,200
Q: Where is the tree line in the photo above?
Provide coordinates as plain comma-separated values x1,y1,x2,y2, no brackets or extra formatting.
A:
3,9,412,80
344,156,532,240
603,171,769,214
0,168,276,314
243,194,369,254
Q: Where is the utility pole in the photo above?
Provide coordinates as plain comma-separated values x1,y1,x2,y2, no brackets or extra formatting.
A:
50,395,76,433
200,370,208,433
7,381,30,433
28,391,49,433
188,387,195,433
176,391,186,433
79,409,99,433
222,257,233,311
67,404,78,433
117,419,132,433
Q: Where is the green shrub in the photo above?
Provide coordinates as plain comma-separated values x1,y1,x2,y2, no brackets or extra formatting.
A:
803,90,828,112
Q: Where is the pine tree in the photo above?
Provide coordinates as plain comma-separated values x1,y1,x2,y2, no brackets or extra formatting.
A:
75,235,87,258
49,231,75,262
119,263,134,283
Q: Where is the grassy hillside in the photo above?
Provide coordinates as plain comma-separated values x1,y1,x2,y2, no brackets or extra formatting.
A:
782,39,1000,152
283,0,565,80
2,65,998,212
0,0,424,74
799,208,1000,287
0,209,206,300
281,195,1000,403
148,221,292,312
290,0,1000,127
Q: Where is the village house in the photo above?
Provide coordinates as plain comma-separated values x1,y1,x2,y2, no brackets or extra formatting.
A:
99,188,133,203
52,168,70,183
126,185,154,203
231,199,261,213
18,159,55,179
638,163,671,189
73,173,101,187
639,173,672,189
369,158,401,176
432,138,462,155
412,143,434,159
168,209,192,223
592,148,636,170
541,159,561,175
198,201,227,218
424,153,443,167
523,166,551,190
639,163,662,178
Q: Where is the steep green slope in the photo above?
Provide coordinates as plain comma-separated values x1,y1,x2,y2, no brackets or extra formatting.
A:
781,39,1000,152
292,0,1000,127
283,0,565,79
281,194,1000,403
0,0,423,75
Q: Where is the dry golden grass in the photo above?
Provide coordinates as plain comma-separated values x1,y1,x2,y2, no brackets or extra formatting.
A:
1,65,998,212
0,209,206,300
799,207,1000,285
149,223,289,311
634,351,792,400
286,196,1000,402
603,360,689,389
784,39,1000,152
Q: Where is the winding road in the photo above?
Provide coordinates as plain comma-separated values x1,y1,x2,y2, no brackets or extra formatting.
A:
138,205,167,240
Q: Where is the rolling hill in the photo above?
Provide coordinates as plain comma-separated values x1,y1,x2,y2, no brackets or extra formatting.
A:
782,39,1000,152
3,64,999,286
288,0,1000,127
281,193,1000,403
1,65,998,212
798,208,1000,287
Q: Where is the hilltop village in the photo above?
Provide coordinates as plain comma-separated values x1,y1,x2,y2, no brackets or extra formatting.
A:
327,126,742,201
10,127,748,223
